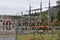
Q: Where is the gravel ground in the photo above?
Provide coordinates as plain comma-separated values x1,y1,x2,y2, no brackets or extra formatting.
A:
0,27,15,40
0,36,15,40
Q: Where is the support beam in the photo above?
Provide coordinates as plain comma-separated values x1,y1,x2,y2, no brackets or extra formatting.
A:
48,0,51,28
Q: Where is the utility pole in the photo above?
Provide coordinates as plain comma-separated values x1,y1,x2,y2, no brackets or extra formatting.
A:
29,4,31,28
48,0,51,29
21,11,23,34
48,0,54,40
40,0,42,26
15,13,18,40
35,16,37,33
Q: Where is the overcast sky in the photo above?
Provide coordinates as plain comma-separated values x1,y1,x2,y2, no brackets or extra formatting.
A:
0,0,57,15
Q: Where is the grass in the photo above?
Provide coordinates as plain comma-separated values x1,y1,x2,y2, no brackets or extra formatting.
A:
0,30,59,40
55,30,60,40
17,34,58,40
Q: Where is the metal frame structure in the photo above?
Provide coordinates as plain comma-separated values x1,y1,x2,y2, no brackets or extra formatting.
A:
28,1,43,30
15,0,59,40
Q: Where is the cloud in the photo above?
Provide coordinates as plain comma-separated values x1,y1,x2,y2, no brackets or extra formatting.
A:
0,0,57,15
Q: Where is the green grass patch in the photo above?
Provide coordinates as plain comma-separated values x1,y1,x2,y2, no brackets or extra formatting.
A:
17,34,58,40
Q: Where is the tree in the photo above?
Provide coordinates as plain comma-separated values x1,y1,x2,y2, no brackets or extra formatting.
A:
57,5,60,22
57,11,60,21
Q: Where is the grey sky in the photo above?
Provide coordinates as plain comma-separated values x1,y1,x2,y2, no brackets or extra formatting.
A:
0,0,57,15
